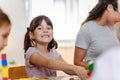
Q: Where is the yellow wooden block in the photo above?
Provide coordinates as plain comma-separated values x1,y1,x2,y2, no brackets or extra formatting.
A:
1,66,8,77
20,78,41,80
34,78,41,80
20,78,32,80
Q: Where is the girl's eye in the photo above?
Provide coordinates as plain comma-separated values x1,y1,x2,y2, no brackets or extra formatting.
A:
47,26,52,29
47,27,52,30
2,34,8,39
38,27,42,30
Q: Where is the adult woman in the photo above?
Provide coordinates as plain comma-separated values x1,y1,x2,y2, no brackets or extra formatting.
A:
74,0,120,69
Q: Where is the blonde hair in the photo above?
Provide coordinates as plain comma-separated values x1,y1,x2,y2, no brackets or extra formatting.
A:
0,8,11,27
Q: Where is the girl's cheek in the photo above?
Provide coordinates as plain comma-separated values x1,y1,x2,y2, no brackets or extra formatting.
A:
0,37,4,50
115,12,120,22
0,43,3,50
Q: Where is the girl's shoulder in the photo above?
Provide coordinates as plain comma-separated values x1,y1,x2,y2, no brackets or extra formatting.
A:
25,47,39,56
50,48,59,54
50,48,61,58
27,47,38,53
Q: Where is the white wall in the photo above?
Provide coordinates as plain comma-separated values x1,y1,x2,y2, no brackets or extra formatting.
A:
0,0,26,67
0,0,98,67
31,0,98,47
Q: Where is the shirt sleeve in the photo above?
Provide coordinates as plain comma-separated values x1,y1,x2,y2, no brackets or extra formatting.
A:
75,27,91,49
50,48,61,59
25,47,39,67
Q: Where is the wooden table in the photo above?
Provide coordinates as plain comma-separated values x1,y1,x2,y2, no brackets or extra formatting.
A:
10,76,90,80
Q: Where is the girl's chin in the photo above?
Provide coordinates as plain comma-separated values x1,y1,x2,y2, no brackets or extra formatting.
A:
0,48,2,52
43,41,50,43
0,47,4,52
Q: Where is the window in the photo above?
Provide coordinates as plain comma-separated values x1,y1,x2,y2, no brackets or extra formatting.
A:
25,0,98,46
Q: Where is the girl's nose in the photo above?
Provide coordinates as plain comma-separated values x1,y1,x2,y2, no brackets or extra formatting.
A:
115,11,120,23
43,28,48,32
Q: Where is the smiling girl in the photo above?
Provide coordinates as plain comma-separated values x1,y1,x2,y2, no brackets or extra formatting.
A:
24,15,87,80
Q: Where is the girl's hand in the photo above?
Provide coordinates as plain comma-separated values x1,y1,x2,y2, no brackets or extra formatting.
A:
73,66,88,80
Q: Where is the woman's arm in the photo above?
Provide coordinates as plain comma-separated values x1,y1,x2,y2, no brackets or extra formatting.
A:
74,47,89,69
29,52,87,80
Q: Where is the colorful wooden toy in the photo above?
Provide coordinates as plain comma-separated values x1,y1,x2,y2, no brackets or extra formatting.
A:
88,61,94,77
1,53,8,80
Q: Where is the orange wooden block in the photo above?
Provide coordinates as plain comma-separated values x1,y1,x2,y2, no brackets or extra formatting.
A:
8,66,28,79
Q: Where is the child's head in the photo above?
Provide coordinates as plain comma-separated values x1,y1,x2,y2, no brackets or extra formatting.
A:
0,8,11,51
24,15,58,52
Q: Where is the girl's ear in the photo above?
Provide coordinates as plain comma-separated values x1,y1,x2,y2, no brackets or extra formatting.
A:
29,32,34,39
107,4,114,11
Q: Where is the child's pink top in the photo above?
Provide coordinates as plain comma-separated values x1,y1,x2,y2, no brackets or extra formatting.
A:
24,47,61,78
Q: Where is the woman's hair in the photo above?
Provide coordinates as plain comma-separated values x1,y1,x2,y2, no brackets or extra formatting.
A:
82,0,118,25
24,15,58,52
0,8,11,27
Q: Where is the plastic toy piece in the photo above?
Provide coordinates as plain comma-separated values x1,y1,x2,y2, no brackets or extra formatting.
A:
88,61,94,71
69,77,75,80
20,78,32,80
20,78,41,80
88,61,94,76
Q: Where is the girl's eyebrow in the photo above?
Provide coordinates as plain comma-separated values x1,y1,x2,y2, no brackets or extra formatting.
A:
38,24,41,26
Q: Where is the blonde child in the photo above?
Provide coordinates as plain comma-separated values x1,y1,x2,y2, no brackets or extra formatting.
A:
0,8,11,52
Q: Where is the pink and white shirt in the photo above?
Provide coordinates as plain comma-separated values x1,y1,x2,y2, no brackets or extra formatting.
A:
24,47,61,78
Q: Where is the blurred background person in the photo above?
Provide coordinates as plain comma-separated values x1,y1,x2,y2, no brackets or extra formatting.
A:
91,46,120,80
0,8,11,52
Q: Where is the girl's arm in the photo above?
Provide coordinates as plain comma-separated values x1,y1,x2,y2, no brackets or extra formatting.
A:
56,56,86,75
29,52,87,80
74,47,89,69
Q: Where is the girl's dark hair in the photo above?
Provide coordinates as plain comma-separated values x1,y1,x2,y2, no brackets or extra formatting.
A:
24,15,58,52
0,8,11,27
82,0,118,25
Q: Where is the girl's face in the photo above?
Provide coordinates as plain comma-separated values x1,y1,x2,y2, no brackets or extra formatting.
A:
30,19,53,45
0,24,11,51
